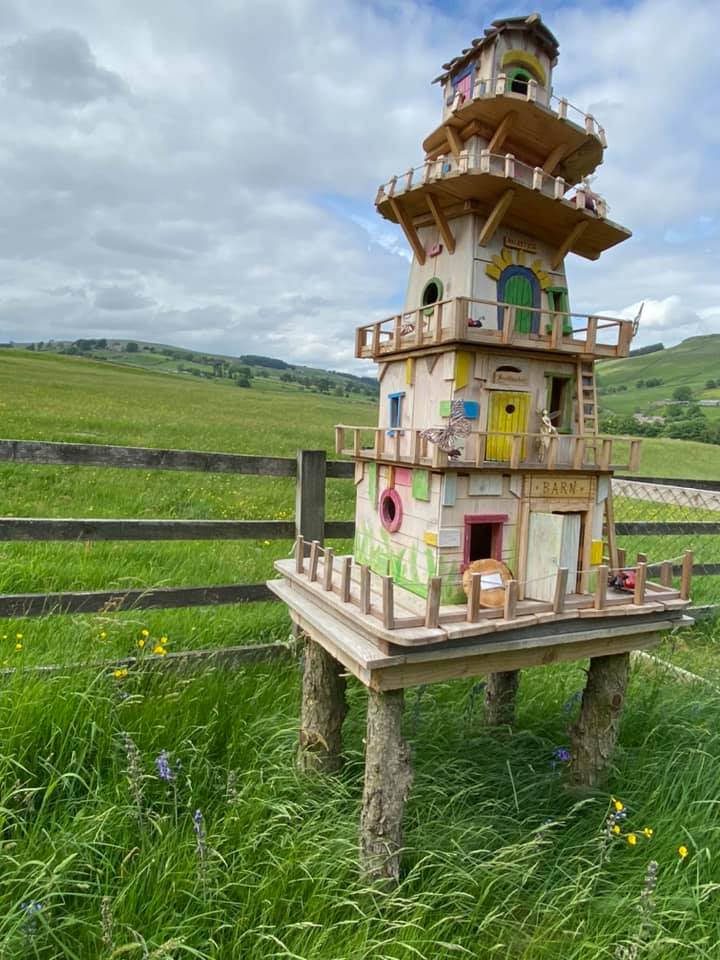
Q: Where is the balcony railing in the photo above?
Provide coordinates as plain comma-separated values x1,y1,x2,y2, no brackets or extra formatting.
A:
355,296,635,360
446,72,606,145
376,149,608,215
335,425,642,474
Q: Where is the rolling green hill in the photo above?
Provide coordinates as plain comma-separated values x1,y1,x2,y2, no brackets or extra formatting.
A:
597,335,720,419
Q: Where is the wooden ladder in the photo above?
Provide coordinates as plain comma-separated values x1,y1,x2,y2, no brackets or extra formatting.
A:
576,359,598,435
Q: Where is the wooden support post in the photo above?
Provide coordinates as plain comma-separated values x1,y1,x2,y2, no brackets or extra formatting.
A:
308,541,320,582
359,688,413,885
680,550,693,600
542,142,567,175
633,562,647,605
426,194,456,254
341,557,352,602
323,548,334,591
359,565,371,615
382,575,395,630
551,221,588,270
594,564,608,610
569,652,630,787
617,547,627,569
487,110,516,154
660,561,673,588
466,572,482,622
553,567,568,612
389,198,426,265
477,188,514,246
425,576,442,629
484,670,520,726
445,124,463,157
298,638,347,774
296,449,326,546
295,535,305,574
503,579,518,620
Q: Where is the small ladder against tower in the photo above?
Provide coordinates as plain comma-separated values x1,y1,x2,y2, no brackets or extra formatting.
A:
576,359,598,435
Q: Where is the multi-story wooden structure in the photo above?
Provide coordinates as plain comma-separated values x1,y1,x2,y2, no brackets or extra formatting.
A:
271,14,692,885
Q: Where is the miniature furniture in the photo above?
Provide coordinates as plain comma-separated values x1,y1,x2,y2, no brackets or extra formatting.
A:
269,13,693,884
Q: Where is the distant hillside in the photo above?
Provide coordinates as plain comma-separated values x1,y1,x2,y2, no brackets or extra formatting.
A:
0,338,378,399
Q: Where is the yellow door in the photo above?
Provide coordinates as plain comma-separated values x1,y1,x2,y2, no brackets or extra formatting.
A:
487,392,530,461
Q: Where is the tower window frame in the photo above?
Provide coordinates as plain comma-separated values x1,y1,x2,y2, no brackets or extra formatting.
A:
387,391,405,436
421,277,444,316
507,67,533,95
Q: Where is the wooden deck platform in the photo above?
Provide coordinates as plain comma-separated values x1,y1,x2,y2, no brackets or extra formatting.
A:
269,555,692,691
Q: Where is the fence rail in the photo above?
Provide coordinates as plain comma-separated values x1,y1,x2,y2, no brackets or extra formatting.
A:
1,438,719,620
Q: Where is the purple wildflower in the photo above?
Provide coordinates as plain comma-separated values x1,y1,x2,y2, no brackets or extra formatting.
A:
155,750,174,783
553,747,571,763
193,808,207,860
20,901,44,938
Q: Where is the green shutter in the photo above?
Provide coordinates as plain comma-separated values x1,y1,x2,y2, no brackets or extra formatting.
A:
412,469,431,502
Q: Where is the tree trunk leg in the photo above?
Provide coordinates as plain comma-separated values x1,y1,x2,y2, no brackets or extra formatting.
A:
569,652,630,788
298,637,347,773
359,688,413,886
484,670,520,726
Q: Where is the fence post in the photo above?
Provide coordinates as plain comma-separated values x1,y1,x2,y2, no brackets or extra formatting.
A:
296,449,326,546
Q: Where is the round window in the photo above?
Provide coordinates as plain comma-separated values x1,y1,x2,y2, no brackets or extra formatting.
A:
379,488,403,533
505,403,516,414
421,277,444,316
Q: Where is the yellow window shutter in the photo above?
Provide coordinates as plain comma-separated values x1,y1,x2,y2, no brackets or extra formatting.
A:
454,351,472,389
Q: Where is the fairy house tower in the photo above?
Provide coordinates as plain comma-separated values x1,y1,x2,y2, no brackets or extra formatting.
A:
340,13,639,605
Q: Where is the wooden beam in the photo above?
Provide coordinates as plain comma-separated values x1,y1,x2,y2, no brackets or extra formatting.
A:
426,194,456,254
542,142,568,175
550,220,589,269
389,198,426,265
487,111,517,154
445,124,464,157
477,189,514,247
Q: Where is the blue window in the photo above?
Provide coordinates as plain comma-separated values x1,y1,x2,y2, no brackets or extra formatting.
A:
387,392,405,435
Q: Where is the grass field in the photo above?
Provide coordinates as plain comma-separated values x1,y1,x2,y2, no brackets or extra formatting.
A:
1,350,720,958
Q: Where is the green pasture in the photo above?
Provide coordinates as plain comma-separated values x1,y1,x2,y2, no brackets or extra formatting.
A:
0,350,719,957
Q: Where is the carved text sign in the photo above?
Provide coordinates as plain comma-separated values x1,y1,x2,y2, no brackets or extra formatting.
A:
529,476,591,499
504,235,537,253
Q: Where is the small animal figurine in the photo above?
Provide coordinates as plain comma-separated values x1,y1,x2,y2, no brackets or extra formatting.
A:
538,408,558,462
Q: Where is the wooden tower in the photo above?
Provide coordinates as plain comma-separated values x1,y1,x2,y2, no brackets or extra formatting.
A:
271,13,693,886
339,12,640,607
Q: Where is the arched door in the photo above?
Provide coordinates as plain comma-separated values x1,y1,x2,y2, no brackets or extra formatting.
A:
504,274,534,333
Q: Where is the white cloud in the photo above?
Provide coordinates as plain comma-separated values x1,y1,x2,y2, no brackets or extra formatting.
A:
0,0,717,366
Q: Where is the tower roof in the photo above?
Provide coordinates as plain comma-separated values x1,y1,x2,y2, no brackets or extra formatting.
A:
433,13,559,85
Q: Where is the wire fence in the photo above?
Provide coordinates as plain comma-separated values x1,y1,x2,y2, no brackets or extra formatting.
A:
612,477,720,607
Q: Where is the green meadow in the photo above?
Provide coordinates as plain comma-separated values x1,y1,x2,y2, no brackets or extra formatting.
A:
0,349,719,958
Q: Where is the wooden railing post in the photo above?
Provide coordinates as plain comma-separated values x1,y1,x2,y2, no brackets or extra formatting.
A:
680,551,693,600
296,449,326,547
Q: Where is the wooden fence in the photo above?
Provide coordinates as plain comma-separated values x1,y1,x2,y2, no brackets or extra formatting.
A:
0,438,718,621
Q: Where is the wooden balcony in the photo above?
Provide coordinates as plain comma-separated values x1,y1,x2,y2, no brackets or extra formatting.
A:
336,425,642,474
376,149,630,264
426,73,606,185
355,297,635,361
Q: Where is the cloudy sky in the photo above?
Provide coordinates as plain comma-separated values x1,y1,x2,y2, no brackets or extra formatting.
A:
0,0,718,369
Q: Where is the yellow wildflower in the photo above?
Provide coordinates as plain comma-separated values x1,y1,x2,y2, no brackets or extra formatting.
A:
642,827,653,839
160,635,169,644
1,635,7,640
153,644,167,657
137,638,145,649
612,798,624,812
627,833,637,846
15,633,23,641
263,540,271,546
113,668,129,679
612,825,621,835
100,631,107,640
14,643,23,651
678,845,688,860
140,629,150,638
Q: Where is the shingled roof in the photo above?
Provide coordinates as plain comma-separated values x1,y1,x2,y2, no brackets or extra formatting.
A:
432,13,559,85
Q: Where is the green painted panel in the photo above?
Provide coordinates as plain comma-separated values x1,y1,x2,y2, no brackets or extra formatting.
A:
367,461,377,505
412,469,431,501
504,274,534,333
439,400,452,417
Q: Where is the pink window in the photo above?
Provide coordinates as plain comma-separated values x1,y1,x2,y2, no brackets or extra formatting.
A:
455,74,472,102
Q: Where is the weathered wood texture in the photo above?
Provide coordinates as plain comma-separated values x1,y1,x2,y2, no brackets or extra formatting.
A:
0,439,353,478
296,449,327,544
0,583,275,617
359,688,413,885
484,670,520,726
298,638,348,773
569,651,630,787
0,518,354,542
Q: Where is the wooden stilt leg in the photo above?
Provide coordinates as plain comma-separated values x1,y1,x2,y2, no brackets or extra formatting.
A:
298,638,347,773
359,688,413,885
569,652,629,788
484,670,520,726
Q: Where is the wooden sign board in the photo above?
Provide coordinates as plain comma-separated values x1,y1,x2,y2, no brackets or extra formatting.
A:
504,235,537,253
529,476,591,499
493,370,527,386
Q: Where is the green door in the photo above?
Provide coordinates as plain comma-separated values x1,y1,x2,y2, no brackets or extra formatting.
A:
504,274,534,333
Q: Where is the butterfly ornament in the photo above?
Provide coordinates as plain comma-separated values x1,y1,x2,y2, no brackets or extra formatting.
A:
419,400,472,459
